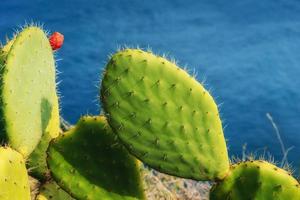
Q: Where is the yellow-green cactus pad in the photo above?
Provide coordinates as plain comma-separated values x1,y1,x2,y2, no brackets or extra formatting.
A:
47,116,145,200
36,181,74,200
0,26,60,159
0,147,31,200
210,160,300,200
101,49,229,181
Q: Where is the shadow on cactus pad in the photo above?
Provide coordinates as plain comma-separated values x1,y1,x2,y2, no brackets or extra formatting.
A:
28,98,60,181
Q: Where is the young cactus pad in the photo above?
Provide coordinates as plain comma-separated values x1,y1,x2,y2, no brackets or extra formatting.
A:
36,181,74,200
0,147,31,200
101,49,229,181
0,26,60,157
210,160,300,200
47,116,145,200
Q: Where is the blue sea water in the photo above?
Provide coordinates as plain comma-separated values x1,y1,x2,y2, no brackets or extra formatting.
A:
1,0,300,169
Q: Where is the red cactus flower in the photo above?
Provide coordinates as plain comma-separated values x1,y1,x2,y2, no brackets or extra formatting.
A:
49,32,64,51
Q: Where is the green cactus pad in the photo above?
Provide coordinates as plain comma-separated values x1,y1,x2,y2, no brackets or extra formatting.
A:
100,49,229,181
0,26,60,158
47,116,145,200
210,160,300,200
0,147,31,200
36,181,74,200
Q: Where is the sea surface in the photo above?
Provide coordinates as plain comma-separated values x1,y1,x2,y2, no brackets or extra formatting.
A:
1,0,300,169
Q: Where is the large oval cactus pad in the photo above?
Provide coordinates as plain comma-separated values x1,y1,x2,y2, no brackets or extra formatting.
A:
101,49,229,181
0,147,31,200
0,26,60,157
47,116,145,200
210,160,300,200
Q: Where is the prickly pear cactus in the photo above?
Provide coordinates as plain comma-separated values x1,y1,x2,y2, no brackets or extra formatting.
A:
0,26,60,158
0,146,31,200
47,116,145,200
101,48,229,181
210,160,300,200
36,181,74,200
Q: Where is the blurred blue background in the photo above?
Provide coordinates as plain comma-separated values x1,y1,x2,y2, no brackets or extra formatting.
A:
1,0,300,169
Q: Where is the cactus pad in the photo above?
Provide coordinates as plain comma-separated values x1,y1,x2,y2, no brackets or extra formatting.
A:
0,26,60,157
210,160,300,200
101,49,229,180
47,116,145,200
37,181,74,200
0,147,31,200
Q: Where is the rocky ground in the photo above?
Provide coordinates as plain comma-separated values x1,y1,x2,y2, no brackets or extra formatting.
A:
143,167,211,200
